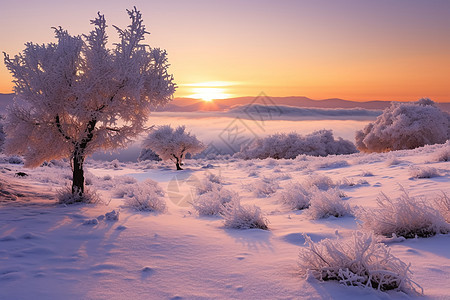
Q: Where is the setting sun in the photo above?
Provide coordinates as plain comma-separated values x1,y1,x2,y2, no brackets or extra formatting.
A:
185,82,235,102
189,87,231,102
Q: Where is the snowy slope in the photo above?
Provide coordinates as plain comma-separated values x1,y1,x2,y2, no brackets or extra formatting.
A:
0,143,449,299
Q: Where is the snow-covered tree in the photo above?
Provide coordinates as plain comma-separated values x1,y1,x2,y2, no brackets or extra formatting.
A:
142,125,204,170
137,147,161,162
356,98,450,152
3,8,176,198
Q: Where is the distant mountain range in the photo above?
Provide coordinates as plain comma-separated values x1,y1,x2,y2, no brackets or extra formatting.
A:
156,96,450,113
1,93,449,113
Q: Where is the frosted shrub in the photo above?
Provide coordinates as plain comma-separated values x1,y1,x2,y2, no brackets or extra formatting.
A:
235,130,357,160
278,183,310,210
205,172,222,184
112,176,140,197
223,200,268,230
308,188,351,219
360,170,374,177
433,193,450,223
57,186,101,204
337,177,368,188
409,166,440,178
358,190,450,238
431,142,449,162
192,185,237,216
195,178,222,195
315,159,349,169
304,174,335,190
298,231,422,293
252,176,280,197
385,155,402,166
122,179,166,212
356,98,450,152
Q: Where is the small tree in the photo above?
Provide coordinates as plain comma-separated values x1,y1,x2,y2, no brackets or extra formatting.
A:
142,125,204,170
3,7,176,198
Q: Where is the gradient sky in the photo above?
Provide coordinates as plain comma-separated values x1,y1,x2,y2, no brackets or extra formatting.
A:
1,0,449,102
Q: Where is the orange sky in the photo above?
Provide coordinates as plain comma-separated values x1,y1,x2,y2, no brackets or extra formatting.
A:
1,0,449,102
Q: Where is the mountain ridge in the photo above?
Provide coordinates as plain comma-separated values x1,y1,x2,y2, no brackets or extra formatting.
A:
1,93,449,113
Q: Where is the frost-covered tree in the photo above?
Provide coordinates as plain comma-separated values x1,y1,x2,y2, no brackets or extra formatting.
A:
142,125,204,170
356,98,450,152
137,147,161,162
3,8,176,198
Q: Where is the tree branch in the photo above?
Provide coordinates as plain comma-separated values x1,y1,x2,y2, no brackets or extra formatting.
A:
55,115,75,144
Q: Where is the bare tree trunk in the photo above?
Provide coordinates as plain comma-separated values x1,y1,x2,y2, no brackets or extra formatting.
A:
71,118,96,197
72,150,85,198
172,154,183,170
175,157,183,170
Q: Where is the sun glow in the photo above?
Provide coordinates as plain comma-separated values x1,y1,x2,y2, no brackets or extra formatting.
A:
184,82,236,102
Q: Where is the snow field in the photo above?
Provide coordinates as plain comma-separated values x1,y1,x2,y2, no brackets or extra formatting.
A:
0,142,449,299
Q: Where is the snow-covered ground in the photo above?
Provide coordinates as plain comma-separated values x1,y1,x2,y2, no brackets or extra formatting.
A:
0,143,449,299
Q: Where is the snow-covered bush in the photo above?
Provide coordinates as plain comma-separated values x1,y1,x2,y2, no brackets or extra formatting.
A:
298,231,422,293
278,182,310,210
250,176,280,197
120,179,166,212
431,142,450,162
356,98,450,152
141,125,205,170
337,177,368,188
314,159,349,170
192,185,238,216
223,200,268,230
195,177,222,196
385,155,402,166
57,186,101,204
360,170,374,177
409,166,440,179
307,188,351,219
358,190,450,238
235,130,357,160
110,176,138,196
304,174,335,191
204,172,222,184
433,193,450,223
